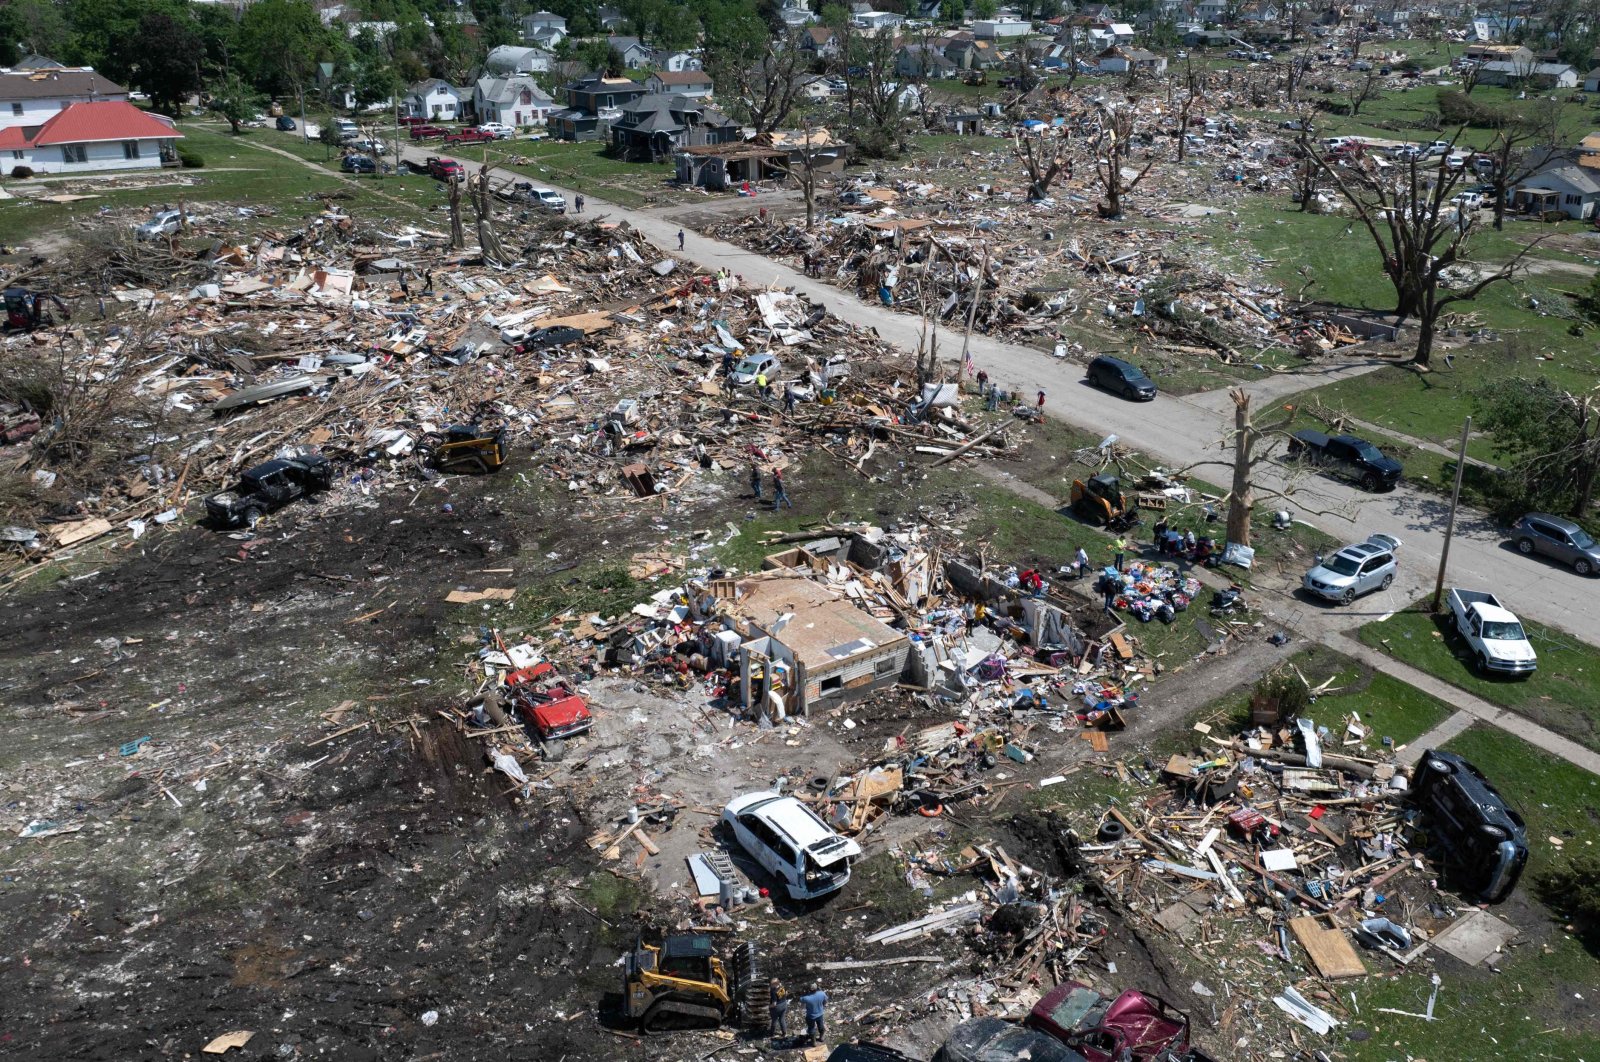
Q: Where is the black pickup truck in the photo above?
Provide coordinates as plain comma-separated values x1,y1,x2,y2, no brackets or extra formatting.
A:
1286,430,1403,491
205,455,333,528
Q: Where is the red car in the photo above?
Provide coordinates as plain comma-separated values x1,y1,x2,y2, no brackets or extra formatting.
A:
398,115,429,126
1025,982,1213,1062
446,127,496,145
425,156,464,181
505,662,593,744
409,124,449,140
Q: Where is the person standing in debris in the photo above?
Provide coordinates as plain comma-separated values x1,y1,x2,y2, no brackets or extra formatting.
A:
1101,574,1118,617
975,369,988,396
423,271,434,295
1036,389,1046,416
1074,545,1090,579
721,351,735,377
1111,535,1127,572
985,385,999,412
574,193,584,213
769,978,790,1039
678,228,686,250
783,382,797,414
749,461,763,501
1184,528,1197,555
798,985,827,1045
754,370,768,400
771,466,792,510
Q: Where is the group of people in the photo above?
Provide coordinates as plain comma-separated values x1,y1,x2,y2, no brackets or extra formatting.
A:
1152,518,1214,565
768,979,827,1045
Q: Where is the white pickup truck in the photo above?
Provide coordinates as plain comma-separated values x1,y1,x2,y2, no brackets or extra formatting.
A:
1447,588,1538,676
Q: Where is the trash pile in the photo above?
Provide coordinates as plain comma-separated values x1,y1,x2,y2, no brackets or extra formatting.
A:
0,206,1025,577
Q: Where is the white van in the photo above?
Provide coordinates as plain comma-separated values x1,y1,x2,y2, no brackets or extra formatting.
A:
722,792,862,900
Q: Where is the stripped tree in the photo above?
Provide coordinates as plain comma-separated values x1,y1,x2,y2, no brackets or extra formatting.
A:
1013,130,1071,201
1304,130,1543,368
1091,101,1159,219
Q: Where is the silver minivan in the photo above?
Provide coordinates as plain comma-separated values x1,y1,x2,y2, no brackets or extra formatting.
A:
722,792,861,900
1513,513,1600,576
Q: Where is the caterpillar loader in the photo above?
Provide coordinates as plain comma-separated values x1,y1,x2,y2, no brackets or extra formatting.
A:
623,933,760,1034
416,423,508,474
1069,473,1138,531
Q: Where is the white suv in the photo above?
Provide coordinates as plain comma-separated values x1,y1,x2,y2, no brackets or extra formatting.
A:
477,123,515,139
722,792,862,900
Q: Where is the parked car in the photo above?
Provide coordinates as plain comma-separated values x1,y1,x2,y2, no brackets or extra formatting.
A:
425,156,464,181
475,122,515,139
409,124,449,140
936,1018,1085,1062
1302,534,1400,603
722,792,862,900
204,455,333,528
531,188,566,212
341,154,377,174
517,325,584,351
446,127,496,145
729,352,781,387
275,115,296,131
1446,587,1537,675
1412,749,1529,903
1512,512,1600,575
1285,430,1402,491
503,661,592,755
347,136,386,154
398,115,429,126
1280,119,1308,131
1085,355,1156,401
1451,190,1483,210
135,209,186,240
1025,981,1214,1062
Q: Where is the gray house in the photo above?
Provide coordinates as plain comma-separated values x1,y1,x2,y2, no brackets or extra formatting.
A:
1513,154,1600,218
610,93,739,161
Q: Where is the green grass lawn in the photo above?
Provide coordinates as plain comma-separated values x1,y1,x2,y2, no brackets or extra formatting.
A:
1360,604,1600,750
483,140,680,209
1198,644,1456,748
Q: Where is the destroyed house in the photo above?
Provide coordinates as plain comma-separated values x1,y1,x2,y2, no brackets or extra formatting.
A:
735,576,909,718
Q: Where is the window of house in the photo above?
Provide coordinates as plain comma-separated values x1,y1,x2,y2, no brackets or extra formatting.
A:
604,95,614,108
10,151,22,160
122,141,140,160
819,675,843,693
10,103,21,116
874,655,899,675
1566,193,1581,205
62,144,87,163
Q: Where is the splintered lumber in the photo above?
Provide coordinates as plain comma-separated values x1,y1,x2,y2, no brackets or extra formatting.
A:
1289,917,1367,979
1221,739,1383,781
808,955,942,971
864,903,983,945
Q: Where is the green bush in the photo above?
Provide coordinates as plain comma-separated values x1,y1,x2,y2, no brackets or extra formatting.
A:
1438,89,1502,127
1535,854,1600,948
177,145,204,169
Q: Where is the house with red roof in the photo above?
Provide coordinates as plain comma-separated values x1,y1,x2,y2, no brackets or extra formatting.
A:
0,99,181,174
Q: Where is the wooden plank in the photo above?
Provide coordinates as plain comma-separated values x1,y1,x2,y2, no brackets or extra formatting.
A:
1289,917,1367,979
1108,630,1134,660
1080,730,1110,751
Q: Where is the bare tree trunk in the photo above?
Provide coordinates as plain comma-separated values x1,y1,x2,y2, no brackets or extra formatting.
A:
448,177,464,250
1414,307,1437,367
1228,387,1254,547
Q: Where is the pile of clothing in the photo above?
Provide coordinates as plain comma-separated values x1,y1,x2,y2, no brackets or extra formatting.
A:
1099,561,1201,623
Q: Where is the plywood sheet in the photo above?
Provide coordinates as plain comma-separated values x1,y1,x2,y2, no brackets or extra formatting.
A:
1289,917,1367,979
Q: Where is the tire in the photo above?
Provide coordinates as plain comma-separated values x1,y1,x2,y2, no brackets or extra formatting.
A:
1517,537,1535,555
1361,472,1380,491
1097,819,1127,842
1424,755,1454,776
1340,587,1357,605
1380,573,1394,590
1476,651,1491,674
1576,558,1593,576
241,507,263,528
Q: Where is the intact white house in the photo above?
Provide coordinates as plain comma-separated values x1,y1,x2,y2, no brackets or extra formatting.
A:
485,45,555,74
403,79,465,120
0,99,180,174
474,75,556,127
973,18,1034,39
0,66,128,133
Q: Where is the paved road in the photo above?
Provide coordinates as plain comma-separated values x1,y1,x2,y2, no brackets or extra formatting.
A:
366,138,1600,772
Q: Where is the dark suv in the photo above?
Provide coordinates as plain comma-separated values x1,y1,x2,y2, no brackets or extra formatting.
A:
205,455,333,528
1412,749,1528,903
1086,355,1156,401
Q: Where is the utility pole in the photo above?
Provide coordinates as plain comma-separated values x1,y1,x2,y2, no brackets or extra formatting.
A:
1431,415,1471,613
